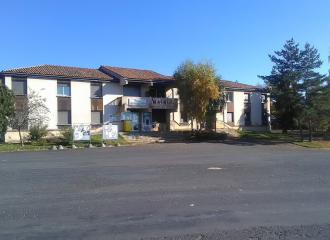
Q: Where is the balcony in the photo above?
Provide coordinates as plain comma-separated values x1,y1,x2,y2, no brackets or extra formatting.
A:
118,96,178,111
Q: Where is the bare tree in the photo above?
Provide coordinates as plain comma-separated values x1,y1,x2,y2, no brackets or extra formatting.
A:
10,88,50,146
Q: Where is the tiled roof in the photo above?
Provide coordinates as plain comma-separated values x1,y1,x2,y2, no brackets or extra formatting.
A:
221,80,263,90
2,64,113,80
100,65,173,80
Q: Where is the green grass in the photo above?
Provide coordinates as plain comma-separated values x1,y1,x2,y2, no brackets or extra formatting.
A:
237,130,289,139
293,141,330,148
0,134,129,152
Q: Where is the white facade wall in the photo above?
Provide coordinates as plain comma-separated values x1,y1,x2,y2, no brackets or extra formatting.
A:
250,92,262,125
4,76,12,89
71,81,91,125
103,82,123,123
28,78,58,129
233,92,245,126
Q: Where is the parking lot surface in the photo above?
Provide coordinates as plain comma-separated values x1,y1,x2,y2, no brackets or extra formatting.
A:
0,142,330,239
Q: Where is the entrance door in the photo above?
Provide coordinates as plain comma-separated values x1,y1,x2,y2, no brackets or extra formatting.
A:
142,112,152,131
131,112,139,131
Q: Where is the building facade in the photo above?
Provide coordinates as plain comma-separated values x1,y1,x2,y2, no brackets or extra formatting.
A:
1,64,270,142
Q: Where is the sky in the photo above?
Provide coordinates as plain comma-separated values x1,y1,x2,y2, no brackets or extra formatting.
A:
1,0,329,86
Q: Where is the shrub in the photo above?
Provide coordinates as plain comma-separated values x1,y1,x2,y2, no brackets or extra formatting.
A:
28,124,48,141
193,130,227,141
59,126,73,144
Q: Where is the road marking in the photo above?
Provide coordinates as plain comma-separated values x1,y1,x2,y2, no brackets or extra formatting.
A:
207,167,222,170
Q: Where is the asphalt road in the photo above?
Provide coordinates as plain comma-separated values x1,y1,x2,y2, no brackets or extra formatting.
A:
0,142,330,239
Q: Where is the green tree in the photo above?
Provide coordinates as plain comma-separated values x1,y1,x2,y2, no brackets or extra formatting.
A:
299,43,328,141
0,84,15,136
10,88,50,146
174,59,219,131
259,38,302,133
260,39,330,141
205,79,226,130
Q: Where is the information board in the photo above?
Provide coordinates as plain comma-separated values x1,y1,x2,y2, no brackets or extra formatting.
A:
103,124,118,140
73,124,91,141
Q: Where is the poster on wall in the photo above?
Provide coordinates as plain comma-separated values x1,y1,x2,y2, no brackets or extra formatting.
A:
73,124,91,141
103,124,118,140
128,98,147,107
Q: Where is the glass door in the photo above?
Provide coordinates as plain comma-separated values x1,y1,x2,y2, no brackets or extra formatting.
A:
131,112,139,131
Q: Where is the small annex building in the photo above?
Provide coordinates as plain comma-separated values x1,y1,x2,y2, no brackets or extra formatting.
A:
1,64,270,142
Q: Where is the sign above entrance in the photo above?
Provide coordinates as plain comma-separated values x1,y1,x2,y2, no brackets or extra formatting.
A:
128,98,147,107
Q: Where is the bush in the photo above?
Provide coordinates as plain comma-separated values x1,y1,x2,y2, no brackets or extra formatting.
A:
28,124,48,141
193,130,227,141
59,126,73,144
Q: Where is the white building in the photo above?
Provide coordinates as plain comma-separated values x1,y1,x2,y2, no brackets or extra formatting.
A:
1,64,270,142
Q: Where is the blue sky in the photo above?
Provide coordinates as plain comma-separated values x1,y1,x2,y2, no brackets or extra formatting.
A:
1,0,329,85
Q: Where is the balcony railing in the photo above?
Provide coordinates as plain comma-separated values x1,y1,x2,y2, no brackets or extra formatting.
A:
119,96,178,111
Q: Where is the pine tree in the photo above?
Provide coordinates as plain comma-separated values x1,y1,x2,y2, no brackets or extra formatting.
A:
259,39,302,133
259,39,330,140
300,43,328,141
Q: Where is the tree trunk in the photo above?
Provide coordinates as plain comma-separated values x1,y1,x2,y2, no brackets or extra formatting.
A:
308,117,312,142
214,116,217,137
18,127,24,147
298,116,304,142
191,117,194,134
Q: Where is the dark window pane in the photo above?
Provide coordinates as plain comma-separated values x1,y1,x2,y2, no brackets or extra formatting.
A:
91,84,102,97
123,85,140,97
226,92,233,102
12,79,27,95
149,89,157,97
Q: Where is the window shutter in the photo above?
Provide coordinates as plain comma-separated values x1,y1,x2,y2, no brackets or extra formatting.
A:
12,80,27,95
91,111,102,124
91,84,102,97
58,111,71,124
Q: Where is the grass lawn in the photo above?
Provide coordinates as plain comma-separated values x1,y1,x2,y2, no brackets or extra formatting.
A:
293,141,330,148
237,130,289,139
0,134,129,152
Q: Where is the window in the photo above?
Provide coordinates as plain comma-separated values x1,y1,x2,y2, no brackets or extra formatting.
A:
262,112,268,126
12,78,27,95
57,82,70,96
244,93,250,103
58,97,71,125
149,88,166,98
91,110,103,124
227,112,233,122
123,85,141,97
226,92,233,102
91,83,102,98
261,94,267,103
58,110,71,125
